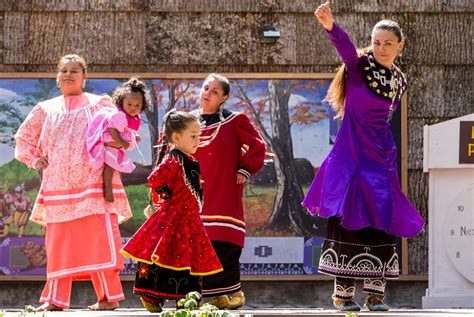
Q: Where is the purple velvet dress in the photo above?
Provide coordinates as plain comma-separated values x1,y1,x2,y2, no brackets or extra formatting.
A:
302,23,424,238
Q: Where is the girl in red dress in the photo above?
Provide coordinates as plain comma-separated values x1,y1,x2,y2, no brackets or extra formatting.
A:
120,111,222,312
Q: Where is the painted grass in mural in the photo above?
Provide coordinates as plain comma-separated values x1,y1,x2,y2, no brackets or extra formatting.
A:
0,76,335,276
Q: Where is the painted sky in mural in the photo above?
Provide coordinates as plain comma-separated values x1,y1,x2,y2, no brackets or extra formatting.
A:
0,78,333,167
0,76,336,276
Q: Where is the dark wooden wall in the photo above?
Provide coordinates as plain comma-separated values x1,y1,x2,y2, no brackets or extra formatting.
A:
1,0,472,274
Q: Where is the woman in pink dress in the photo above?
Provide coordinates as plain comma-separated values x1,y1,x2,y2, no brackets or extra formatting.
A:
87,77,147,202
15,54,132,312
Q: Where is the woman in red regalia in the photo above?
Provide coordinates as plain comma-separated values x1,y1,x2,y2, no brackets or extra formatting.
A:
193,74,266,309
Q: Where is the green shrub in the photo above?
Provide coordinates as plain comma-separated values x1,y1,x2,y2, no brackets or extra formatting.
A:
159,292,240,317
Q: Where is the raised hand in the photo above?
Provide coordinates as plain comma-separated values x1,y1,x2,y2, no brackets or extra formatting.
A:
314,1,334,31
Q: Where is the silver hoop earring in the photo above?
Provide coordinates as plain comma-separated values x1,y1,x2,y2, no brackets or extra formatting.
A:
218,103,225,121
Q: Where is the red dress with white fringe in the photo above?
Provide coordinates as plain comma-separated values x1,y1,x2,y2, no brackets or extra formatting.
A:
121,149,222,276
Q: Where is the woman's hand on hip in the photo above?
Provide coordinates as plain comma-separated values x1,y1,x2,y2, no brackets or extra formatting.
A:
314,2,334,31
236,173,247,184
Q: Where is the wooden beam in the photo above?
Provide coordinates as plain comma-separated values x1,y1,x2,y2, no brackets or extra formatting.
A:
0,274,428,282
0,72,335,79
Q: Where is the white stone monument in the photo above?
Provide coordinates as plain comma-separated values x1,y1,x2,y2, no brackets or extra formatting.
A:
422,114,474,309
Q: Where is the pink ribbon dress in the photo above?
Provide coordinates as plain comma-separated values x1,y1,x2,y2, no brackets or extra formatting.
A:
87,107,141,173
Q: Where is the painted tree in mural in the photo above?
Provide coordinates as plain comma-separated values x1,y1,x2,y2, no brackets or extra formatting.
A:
0,102,24,146
232,79,329,236
144,79,200,164
21,79,59,107
143,79,159,165
158,79,200,113
0,79,59,146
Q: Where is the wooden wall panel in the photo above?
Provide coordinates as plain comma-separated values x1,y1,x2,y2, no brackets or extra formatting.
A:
1,0,472,275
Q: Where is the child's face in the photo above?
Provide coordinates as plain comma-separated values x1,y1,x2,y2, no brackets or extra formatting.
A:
122,92,143,117
172,121,201,155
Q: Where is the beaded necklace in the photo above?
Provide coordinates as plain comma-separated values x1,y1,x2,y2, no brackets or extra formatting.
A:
361,53,407,123
194,108,227,148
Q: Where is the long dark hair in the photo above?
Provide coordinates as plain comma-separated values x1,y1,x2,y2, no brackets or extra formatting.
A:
155,111,199,166
326,20,404,118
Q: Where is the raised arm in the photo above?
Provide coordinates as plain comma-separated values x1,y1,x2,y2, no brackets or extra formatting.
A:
314,2,359,71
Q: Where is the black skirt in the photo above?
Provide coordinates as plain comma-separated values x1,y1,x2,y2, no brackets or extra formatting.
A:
318,217,399,279
202,241,242,297
133,262,202,300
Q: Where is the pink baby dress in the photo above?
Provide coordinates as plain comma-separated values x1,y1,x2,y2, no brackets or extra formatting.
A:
87,107,140,173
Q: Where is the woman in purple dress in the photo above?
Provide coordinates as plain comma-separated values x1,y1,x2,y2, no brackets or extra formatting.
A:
302,2,424,312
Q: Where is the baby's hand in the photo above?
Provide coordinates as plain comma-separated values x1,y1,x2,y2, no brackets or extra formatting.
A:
121,141,131,150
33,157,49,169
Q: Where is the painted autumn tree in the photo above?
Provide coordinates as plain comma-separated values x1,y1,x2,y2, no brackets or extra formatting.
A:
143,79,200,164
232,79,329,236
142,79,159,165
157,79,200,113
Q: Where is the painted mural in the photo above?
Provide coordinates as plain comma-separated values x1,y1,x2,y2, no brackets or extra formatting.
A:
0,75,398,277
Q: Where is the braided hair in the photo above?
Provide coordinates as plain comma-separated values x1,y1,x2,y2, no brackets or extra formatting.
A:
155,110,200,166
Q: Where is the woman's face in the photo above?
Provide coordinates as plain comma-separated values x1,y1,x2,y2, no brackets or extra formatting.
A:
199,79,228,114
371,29,404,68
56,60,86,96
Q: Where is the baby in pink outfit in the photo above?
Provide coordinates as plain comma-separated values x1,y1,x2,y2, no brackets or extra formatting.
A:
87,77,148,202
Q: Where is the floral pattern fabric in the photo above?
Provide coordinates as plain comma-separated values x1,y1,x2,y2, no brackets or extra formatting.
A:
86,107,138,173
14,93,132,225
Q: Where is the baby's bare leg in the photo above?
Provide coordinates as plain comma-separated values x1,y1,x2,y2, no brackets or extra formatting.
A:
105,141,122,148
103,164,115,202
